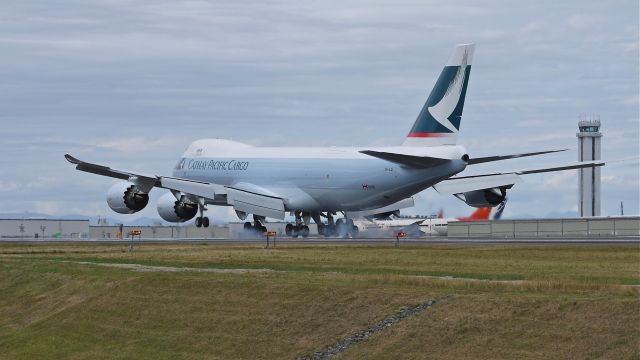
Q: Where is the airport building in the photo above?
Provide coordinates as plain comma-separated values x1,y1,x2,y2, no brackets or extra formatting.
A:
448,217,639,238
577,116,602,217
0,219,89,239
89,225,229,239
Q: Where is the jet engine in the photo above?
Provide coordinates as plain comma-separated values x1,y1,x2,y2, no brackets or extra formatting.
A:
106,182,150,214
454,187,508,208
157,193,198,223
370,210,400,220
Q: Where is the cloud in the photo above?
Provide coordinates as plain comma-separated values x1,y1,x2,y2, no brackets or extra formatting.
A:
567,14,602,29
0,0,637,220
93,137,186,153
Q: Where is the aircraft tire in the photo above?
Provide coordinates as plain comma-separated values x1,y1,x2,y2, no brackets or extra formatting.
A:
300,225,310,238
202,217,209,228
285,223,293,236
195,217,202,228
350,226,359,238
335,219,347,237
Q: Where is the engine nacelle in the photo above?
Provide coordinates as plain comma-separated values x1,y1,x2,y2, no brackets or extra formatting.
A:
157,193,198,223
370,210,400,220
454,187,507,208
107,182,150,214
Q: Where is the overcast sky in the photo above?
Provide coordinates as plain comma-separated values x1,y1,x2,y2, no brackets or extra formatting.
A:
0,0,638,222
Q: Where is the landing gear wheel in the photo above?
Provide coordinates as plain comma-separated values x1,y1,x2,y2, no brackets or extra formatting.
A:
244,222,253,230
324,225,335,237
195,217,203,228
350,225,359,238
285,223,293,236
335,219,346,237
317,223,325,236
202,217,210,228
300,225,310,238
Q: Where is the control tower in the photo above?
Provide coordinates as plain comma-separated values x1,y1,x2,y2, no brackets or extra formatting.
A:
576,116,602,217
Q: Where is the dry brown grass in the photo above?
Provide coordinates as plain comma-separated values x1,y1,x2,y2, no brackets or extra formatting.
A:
0,243,638,359
341,294,639,359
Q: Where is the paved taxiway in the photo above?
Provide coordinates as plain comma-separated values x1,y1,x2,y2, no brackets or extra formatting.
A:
2,236,638,245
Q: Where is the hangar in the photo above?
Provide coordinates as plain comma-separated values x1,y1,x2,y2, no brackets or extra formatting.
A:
0,219,89,239
448,217,639,238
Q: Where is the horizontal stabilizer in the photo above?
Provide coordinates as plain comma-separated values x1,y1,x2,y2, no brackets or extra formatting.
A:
467,149,568,165
360,150,450,168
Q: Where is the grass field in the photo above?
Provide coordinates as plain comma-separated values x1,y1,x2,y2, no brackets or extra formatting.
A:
0,243,638,359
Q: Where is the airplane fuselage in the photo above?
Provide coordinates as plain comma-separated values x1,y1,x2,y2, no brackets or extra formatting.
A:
172,139,467,212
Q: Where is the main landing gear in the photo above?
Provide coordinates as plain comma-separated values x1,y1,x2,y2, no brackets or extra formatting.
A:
328,217,358,238
285,211,358,238
285,211,310,238
244,214,268,233
195,201,210,228
195,216,209,228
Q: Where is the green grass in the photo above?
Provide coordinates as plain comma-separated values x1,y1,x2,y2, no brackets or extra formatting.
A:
0,243,638,359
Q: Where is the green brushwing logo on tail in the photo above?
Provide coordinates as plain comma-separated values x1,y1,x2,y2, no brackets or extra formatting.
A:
408,47,472,138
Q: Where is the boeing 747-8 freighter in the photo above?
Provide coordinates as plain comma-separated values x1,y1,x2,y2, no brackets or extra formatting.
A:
65,44,603,237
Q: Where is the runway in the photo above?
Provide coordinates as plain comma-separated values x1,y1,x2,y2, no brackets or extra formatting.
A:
1,236,638,245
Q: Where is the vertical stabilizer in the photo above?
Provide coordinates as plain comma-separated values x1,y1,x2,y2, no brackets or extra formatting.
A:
403,44,474,147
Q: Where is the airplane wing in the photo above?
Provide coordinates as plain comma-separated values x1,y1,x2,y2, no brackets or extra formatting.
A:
65,154,224,198
65,154,287,219
434,160,604,195
64,154,158,183
225,185,286,220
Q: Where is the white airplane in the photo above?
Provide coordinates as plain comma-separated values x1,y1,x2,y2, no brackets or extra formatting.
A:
353,198,507,237
65,44,603,238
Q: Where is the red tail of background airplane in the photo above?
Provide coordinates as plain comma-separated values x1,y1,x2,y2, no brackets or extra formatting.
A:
456,198,507,221
457,207,491,221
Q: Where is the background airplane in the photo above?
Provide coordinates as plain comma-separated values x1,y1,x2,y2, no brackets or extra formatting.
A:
354,198,507,237
66,44,603,238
